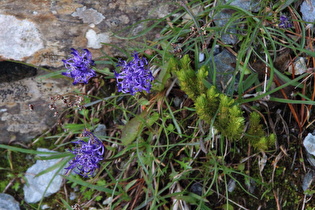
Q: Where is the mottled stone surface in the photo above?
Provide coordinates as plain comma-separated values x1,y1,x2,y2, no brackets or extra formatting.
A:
0,70,75,144
0,0,175,67
212,10,239,44
72,6,105,25
226,0,260,12
211,0,260,44
210,49,236,90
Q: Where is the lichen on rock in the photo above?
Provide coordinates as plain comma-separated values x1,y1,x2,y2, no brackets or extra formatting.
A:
0,14,44,60
72,6,105,25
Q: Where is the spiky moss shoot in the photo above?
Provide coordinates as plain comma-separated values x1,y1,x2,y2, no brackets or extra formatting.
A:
175,55,245,140
195,86,220,123
196,65,208,94
215,95,244,140
246,112,276,151
175,55,208,100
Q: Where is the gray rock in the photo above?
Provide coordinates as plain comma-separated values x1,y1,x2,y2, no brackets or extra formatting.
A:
23,148,66,204
306,152,315,167
190,182,203,196
0,74,75,144
210,49,236,90
228,0,260,12
0,193,20,210
212,11,238,45
227,179,236,192
211,0,260,44
199,52,205,62
288,57,307,75
302,170,315,192
303,133,315,156
93,124,107,137
69,192,76,201
300,0,315,23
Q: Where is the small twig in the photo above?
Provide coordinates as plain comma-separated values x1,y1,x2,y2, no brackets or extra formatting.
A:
273,189,281,210
262,36,268,94
166,78,177,97
271,152,283,184
2,178,15,193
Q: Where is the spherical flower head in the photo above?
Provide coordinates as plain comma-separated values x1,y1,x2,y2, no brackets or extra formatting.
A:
62,48,96,85
279,15,292,28
65,130,104,177
115,52,154,95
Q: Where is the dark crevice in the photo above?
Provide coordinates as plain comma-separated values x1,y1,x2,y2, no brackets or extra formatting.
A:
0,61,37,83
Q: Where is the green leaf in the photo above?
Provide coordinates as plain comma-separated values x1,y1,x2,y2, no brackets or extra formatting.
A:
275,0,295,12
60,198,73,210
95,195,103,201
166,124,175,132
125,179,138,192
0,144,61,155
36,152,73,161
120,111,149,146
174,159,191,170
83,189,94,200
146,112,159,127
35,157,71,177
95,67,112,75
63,175,118,194
222,203,234,210
63,124,87,133
12,182,20,191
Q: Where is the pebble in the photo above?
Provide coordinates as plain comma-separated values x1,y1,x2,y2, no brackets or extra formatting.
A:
23,148,66,203
300,0,315,22
0,193,20,210
303,133,315,156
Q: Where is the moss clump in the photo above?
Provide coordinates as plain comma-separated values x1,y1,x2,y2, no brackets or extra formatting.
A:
215,94,244,140
174,55,244,140
195,86,220,123
245,112,276,151
175,55,208,101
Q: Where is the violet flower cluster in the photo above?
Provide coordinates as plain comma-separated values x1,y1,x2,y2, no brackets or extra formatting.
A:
65,130,104,177
279,15,292,28
115,52,154,95
62,48,96,85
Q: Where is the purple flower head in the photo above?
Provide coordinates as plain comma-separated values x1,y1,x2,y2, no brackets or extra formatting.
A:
62,48,96,85
65,130,104,177
115,52,154,95
279,15,292,28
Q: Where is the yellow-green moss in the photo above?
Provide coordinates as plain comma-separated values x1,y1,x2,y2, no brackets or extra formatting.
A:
246,112,276,151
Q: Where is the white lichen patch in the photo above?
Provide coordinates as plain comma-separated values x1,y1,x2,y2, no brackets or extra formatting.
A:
0,14,44,60
86,29,111,49
72,6,105,25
